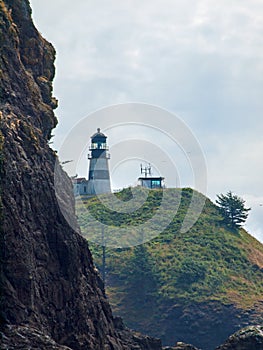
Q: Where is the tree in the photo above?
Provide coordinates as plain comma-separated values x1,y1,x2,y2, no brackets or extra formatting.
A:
216,191,251,229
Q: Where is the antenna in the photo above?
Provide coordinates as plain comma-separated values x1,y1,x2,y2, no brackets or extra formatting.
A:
140,163,152,177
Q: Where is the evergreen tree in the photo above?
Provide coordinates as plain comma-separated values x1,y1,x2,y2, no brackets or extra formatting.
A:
216,191,251,229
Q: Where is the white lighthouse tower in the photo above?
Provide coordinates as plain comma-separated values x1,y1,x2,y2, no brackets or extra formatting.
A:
87,128,111,195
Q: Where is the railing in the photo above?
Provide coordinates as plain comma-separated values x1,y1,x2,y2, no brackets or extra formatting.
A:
89,145,109,151
88,153,110,159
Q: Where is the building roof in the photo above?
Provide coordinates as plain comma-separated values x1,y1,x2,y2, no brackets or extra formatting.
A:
91,128,107,139
138,176,164,180
72,177,88,184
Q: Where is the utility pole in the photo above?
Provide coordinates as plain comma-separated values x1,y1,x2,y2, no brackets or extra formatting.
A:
141,227,144,245
101,225,106,284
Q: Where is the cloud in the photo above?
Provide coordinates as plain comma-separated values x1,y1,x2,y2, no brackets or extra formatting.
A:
31,0,263,118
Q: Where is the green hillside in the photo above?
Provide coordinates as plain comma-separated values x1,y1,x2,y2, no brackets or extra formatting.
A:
76,188,263,349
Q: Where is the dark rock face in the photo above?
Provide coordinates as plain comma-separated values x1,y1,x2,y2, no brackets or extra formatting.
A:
0,1,161,349
0,325,72,349
215,325,263,350
159,301,263,350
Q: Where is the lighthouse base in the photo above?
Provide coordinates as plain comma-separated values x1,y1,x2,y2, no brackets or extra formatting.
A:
87,179,111,196
72,178,111,197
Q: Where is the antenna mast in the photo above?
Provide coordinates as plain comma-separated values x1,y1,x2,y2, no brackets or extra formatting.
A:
140,163,152,178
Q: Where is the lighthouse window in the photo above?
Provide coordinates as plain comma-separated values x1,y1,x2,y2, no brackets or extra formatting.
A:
91,142,107,149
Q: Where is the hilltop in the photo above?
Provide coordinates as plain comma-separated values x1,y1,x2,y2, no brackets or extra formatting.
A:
78,187,263,350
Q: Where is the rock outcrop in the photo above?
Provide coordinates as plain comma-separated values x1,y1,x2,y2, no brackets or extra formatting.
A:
157,301,263,350
215,325,263,350
163,342,201,350
0,1,161,349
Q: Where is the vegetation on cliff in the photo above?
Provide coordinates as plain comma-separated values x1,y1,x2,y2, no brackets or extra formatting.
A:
77,187,263,349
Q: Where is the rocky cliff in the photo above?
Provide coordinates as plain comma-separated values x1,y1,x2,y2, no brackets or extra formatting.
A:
216,325,263,350
0,1,161,349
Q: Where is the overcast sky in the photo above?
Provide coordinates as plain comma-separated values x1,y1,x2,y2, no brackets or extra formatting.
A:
31,0,263,242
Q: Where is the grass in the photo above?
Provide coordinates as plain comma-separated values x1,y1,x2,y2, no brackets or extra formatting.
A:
76,187,263,328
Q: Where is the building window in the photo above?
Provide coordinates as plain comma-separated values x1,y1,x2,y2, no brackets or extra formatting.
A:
151,180,161,188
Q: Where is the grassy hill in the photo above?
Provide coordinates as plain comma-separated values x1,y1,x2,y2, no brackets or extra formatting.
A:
76,187,263,350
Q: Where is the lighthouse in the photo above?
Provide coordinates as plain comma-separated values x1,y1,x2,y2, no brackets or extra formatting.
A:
86,128,111,195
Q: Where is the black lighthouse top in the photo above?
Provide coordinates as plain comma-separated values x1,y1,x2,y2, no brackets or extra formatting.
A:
91,128,107,140
89,128,109,158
